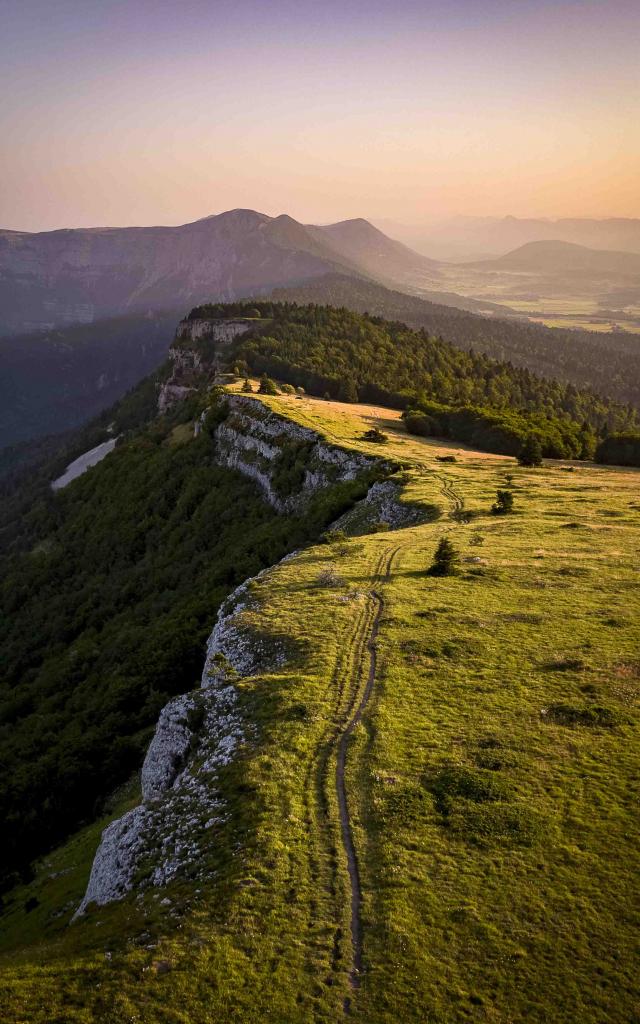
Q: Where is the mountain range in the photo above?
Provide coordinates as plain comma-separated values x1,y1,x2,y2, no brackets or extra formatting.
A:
1,209,528,339
3,209,640,461
379,216,640,261
4,210,640,343
0,210,439,336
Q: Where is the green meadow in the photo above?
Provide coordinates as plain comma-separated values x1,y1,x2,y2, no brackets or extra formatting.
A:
1,391,638,1023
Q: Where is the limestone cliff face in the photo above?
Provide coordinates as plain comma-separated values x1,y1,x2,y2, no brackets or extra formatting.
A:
74,398,390,916
212,396,378,513
157,319,252,413
175,318,253,346
74,567,277,917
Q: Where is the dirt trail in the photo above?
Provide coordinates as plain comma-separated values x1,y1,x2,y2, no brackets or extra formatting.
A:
336,544,401,1007
438,473,464,517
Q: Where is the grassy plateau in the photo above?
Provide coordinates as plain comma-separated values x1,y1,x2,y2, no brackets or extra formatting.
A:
1,389,638,1023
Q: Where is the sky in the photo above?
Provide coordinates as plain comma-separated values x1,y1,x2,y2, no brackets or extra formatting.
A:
1,0,639,231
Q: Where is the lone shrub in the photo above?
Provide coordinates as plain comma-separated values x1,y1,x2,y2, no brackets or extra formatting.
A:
491,489,514,515
436,454,457,463
321,528,348,545
428,537,459,576
258,374,279,395
315,568,346,588
362,427,388,444
518,435,543,467
241,378,253,393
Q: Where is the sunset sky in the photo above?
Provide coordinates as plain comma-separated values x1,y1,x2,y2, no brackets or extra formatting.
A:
2,0,639,232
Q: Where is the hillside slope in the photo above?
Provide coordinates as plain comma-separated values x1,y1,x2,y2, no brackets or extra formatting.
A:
472,240,640,275
0,311,179,450
0,381,385,893
0,385,638,1024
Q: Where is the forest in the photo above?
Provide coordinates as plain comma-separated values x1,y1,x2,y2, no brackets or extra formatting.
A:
269,274,640,410
198,301,639,460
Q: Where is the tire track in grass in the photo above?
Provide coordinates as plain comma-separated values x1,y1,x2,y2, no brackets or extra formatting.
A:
337,543,402,1011
438,473,464,518
298,548,387,1012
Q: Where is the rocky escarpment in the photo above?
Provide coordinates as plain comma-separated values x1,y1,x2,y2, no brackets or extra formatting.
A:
157,319,254,413
331,478,430,533
74,563,289,917
73,394,412,916
213,396,380,513
175,317,254,347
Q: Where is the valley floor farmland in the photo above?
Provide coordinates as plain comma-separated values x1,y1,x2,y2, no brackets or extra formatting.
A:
1,392,639,1023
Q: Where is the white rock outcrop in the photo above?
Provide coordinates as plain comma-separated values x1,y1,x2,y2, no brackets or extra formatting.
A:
213,396,378,513
51,438,118,491
331,479,426,533
74,566,274,918
157,382,195,414
175,318,253,345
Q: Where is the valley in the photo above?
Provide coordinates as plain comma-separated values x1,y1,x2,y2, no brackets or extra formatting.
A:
414,242,640,335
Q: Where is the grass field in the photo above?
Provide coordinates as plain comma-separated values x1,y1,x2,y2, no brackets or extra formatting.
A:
1,391,638,1023
529,316,640,334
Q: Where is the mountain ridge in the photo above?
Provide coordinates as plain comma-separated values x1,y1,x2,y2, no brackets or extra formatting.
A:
0,209,445,336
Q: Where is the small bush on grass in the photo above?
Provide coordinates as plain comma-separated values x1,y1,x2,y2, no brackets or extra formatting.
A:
315,568,346,588
258,374,279,395
427,537,459,576
491,489,514,515
372,520,391,533
436,454,457,463
362,427,388,443
320,528,348,545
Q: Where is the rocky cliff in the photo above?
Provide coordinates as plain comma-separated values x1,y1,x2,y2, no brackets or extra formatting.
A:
212,396,379,513
73,397,391,915
157,318,253,412
74,562,286,917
